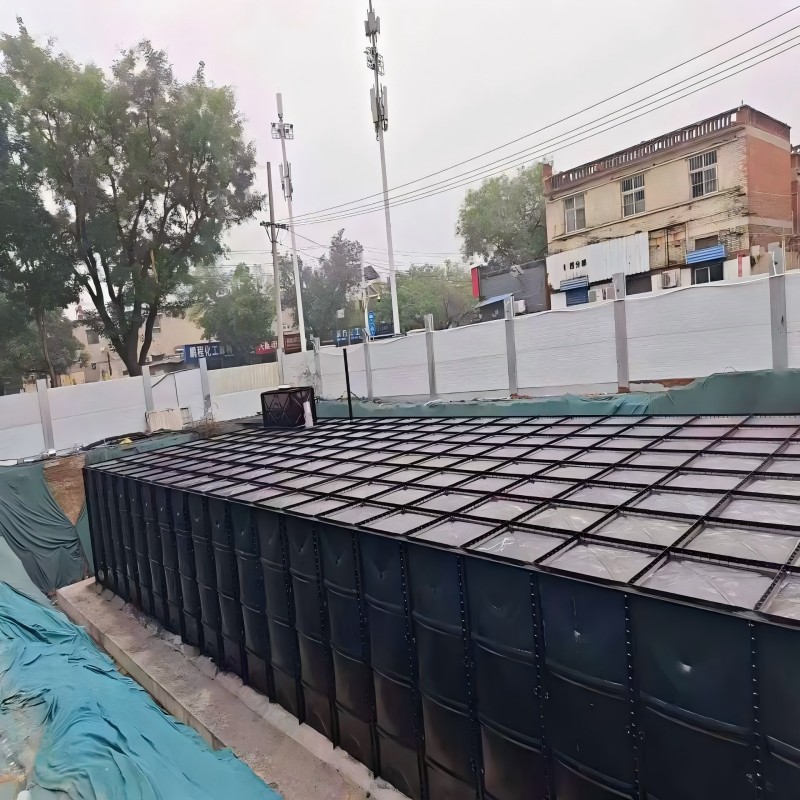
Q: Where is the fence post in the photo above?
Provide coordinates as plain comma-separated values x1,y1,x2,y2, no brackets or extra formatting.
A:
198,357,212,419
611,272,630,392
35,378,55,452
312,337,322,398
363,338,374,402
769,246,788,370
424,314,437,400
504,298,518,396
141,364,154,412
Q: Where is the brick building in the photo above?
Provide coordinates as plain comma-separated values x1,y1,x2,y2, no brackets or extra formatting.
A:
543,106,798,307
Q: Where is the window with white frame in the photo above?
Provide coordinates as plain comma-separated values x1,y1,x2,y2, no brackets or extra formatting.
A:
621,174,645,217
152,314,162,334
564,193,586,232
689,150,718,198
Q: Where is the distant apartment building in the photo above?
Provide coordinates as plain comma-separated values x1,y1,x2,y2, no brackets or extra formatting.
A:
70,308,209,382
543,106,797,308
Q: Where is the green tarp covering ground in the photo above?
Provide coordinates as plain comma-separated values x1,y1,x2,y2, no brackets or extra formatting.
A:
0,464,83,594
317,369,800,419
0,582,279,799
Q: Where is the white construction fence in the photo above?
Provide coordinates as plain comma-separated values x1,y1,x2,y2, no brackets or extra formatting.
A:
0,270,795,461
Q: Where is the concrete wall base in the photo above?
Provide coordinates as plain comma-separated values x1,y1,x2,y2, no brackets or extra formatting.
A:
56,578,407,800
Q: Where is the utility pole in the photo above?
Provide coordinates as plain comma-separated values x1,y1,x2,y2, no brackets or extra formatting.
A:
272,94,308,352
260,162,286,353
364,0,400,335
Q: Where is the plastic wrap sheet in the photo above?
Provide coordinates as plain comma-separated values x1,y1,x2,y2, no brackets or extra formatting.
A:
666,473,742,491
763,576,800,619
766,460,800,476
506,480,573,499
523,505,605,532
543,543,655,582
593,514,689,547
464,497,540,521
686,525,800,564
720,498,800,528
745,479,800,497
687,454,765,472
569,486,638,507
0,583,277,799
633,491,719,517
470,529,564,563
414,519,494,547
638,558,774,609
597,468,668,486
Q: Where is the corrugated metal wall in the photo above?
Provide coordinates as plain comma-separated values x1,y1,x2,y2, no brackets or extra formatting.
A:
546,232,649,289
479,260,548,313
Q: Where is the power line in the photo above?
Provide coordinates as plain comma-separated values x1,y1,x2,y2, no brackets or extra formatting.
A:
291,30,800,225
284,7,799,224
288,35,800,226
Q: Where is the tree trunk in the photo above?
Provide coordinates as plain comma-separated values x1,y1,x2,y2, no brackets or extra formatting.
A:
35,312,59,388
118,332,142,377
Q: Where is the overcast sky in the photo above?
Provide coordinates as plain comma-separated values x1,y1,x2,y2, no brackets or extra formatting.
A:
2,1,799,280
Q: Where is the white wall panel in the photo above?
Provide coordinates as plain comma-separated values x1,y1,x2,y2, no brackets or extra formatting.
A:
786,273,800,368
151,373,179,410
433,321,508,395
318,346,368,399
283,351,316,386
174,370,205,422
515,303,617,389
212,389,265,421
0,393,45,460
208,363,280,395
627,278,772,381
371,335,429,398
49,378,147,450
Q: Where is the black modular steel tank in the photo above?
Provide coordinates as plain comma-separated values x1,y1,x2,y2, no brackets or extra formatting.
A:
84,414,800,800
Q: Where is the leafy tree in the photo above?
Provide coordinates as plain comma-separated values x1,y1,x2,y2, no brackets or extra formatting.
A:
0,22,263,376
300,230,363,340
457,163,548,266
396,261,476,331
0,298,86,389
0,70,80,387
194,264,275,355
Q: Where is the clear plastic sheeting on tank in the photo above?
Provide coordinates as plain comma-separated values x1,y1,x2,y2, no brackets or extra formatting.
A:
637,558,774,608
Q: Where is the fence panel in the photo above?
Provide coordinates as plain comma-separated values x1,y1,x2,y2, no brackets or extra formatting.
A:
152,373,179,411
48,378,147,450
626,279,772,382
787,273,800,368
433,320,508,396
371,335,429,399
318,346,368,399
174,370,205,422
208,363,280,395
0,392,44,460
515,303,617,392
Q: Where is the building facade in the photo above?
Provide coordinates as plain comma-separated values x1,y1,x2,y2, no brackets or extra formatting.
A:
543,106,797,308
70,309,209,382
471,260,549,317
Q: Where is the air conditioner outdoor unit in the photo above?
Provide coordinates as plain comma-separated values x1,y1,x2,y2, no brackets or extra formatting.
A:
513,299,526,315
588,290,597,303
661,270,680,289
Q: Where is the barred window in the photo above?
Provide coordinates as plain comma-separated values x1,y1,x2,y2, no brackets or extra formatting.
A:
689,151,718,198
621,174,645,217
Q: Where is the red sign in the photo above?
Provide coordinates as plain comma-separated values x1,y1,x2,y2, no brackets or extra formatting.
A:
738,253,743,278
255,333,302,355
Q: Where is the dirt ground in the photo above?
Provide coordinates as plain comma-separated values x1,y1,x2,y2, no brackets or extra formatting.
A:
44,454,86,523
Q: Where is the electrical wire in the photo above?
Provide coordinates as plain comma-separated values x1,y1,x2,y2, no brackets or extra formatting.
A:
283,7,800,224
288,36,800,226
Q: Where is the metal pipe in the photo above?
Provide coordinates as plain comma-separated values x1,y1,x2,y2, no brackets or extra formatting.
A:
342,347,353,422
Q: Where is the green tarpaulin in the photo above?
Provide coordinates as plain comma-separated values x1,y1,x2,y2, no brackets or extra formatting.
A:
0,464,83,593
0,582,278,799
317,369,800,419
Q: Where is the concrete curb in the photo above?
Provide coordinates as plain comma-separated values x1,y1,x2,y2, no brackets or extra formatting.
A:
57,578,407,800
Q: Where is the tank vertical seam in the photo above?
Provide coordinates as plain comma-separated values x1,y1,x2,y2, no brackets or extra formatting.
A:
457,554,484,798
624,594,643,799
530,573,552,800
750,622,764,800
400,541,428,800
